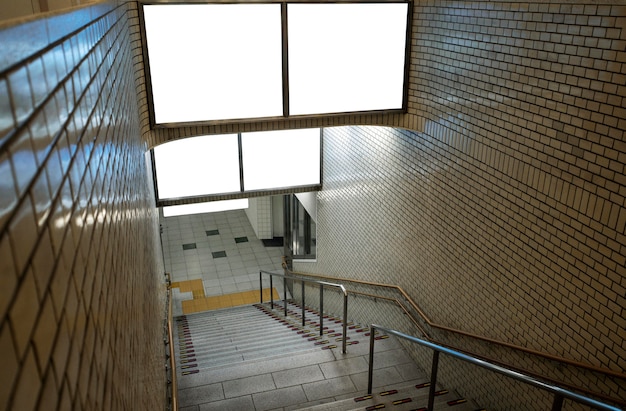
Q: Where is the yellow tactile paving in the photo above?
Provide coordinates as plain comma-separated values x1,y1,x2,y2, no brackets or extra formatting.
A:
171,279,205,296
173,279,281,315
192,289,205,299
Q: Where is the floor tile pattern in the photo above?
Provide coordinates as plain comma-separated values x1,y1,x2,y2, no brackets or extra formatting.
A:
161,209,285,316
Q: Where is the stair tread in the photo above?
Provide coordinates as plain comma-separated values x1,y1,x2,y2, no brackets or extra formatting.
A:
295,382,474,411
173,303,479,411
174,304,355,374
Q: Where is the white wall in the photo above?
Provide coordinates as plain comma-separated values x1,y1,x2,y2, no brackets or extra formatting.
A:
295,192,317,222
271,195,284,237
245,197,273,239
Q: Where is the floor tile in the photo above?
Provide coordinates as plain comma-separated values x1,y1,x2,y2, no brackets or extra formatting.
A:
178,384,224,408
319,356,369,379
198,395,254,411
252,385,307,410
162,209,284,316
351,365,404,391
302,375,357,401
370,348,415,369
222,374,276,398
272,364,324,388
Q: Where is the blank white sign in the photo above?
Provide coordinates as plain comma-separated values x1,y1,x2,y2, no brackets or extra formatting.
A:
288,3,408,115
143,4,283,123
153,134,240,199
242,128,321,191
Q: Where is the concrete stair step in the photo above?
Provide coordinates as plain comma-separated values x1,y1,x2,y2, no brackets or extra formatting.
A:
177,335,319,368
175,320,301,345
174,302,480,411
174,303,349,375
176,346,332,391
295,381,476,411
178,344,322,371
176,328,310,354
174,308,275,327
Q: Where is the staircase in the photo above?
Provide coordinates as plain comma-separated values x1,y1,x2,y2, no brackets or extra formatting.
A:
173,301,481,410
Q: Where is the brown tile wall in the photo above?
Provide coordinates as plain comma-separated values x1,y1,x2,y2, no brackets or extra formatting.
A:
0,2,166,410
2,0,623,409
405,0,625,368
291,1,626,409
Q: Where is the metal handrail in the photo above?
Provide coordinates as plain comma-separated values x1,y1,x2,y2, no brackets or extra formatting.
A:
283,264,626,382
368,325,622,411
166,285,178,411
259,270,349,354
348,289,429,337
345,290,625,406
283,265,626,406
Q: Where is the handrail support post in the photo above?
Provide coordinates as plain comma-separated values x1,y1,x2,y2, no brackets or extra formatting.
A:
552,394,564,411
428,350,440,411
319,284,324,336
270,275,274,309
258,270,351,354
342,292,348,354
367,326,376,394
284,277,287,317
301,281,306,327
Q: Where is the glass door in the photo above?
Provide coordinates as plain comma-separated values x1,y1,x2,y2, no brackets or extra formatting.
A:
283,194,317,267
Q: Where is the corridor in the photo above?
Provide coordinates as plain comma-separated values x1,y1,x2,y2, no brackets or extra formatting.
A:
161,209,285,316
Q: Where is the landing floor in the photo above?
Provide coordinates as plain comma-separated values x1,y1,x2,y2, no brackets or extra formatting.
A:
161,209,286,316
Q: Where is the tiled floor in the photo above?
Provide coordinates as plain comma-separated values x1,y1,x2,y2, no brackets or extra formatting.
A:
171,285,281,314
161,209,286,316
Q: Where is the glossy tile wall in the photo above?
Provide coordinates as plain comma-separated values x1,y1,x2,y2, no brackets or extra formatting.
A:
1,0,614,410
0,0,96,22
292,2,626,409
0,3,165,410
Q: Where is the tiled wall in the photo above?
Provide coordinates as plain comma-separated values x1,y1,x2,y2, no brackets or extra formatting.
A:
0,0,96,22
406,0,624,382
293,1,626,409
5,0,623,409
0,2,165,410
311,125,626,409
245,197,273,239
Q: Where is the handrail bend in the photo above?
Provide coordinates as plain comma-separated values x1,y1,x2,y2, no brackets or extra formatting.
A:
259,270,349,354
283,263,625,406
166,284,178,411
368,325,622,411
349,289,429,337
283,263,626,381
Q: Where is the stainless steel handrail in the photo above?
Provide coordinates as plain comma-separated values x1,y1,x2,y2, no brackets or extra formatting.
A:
284,267,625,407
368,325,622,411
284,264,626,382
259,270,349,354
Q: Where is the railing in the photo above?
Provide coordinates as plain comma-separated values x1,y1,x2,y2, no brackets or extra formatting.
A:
166,284,178,411
283,264,626,406
368,325,622,411
259,270,349,354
